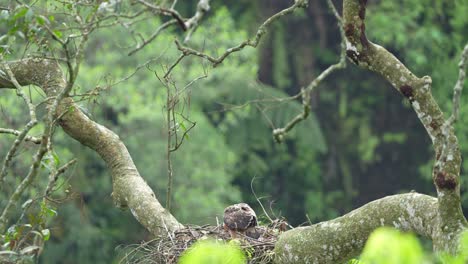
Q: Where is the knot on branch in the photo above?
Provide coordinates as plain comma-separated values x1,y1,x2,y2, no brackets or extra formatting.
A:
399,85,414,101
434,171,457,190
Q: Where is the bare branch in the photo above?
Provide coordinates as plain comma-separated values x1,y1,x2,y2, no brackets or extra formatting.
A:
272,0,347,142
0,128,41,144
175,0,306,67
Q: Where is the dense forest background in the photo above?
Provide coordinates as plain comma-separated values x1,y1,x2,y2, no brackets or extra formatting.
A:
0,0,467,263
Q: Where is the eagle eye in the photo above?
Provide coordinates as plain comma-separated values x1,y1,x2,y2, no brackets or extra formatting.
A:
241,206,249,211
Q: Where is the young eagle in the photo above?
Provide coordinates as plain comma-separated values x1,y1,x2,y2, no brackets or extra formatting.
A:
223,203,257,238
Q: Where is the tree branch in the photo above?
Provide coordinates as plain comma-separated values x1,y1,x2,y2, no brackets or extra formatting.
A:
341,0,466,252
175,0,307,67
275,193,438,263
272,0,346,142
0,58,182,235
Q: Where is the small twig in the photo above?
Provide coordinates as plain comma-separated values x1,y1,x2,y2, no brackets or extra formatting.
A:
44,159,77,198
305,214,313,225
163,53,186,79
272,87,311,142
251,176,273,223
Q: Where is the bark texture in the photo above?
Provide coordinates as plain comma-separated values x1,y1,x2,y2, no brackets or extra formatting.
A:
275,193,438,263
0,58,182,235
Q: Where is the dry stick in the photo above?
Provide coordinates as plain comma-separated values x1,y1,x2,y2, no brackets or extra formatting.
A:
272,0,347,142
159,48,205,210
0,64,38,184
251,176,273,223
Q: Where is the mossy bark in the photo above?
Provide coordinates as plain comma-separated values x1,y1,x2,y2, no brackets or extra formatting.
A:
275,193,438,263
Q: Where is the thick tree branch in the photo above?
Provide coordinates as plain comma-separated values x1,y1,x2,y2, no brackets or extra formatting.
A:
340,0,467,252
274,1,467,262
275,193,438,263
0,58,182,235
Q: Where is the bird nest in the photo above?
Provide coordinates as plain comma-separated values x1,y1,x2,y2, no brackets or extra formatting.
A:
119,219,289,264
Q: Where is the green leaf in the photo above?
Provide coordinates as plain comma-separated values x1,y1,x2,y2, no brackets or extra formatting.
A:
36,15,47,25
52,151,60,166
179,240,245,264
53,30,62,39
41,201,58,217
180,121,187,132
13,7,28,20
360,227,424,264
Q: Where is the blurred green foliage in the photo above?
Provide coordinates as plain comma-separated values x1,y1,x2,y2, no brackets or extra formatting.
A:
359,228,425,264
349,228,468,264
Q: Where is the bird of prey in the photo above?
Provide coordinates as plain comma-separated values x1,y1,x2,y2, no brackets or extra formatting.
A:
223,203,257,238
